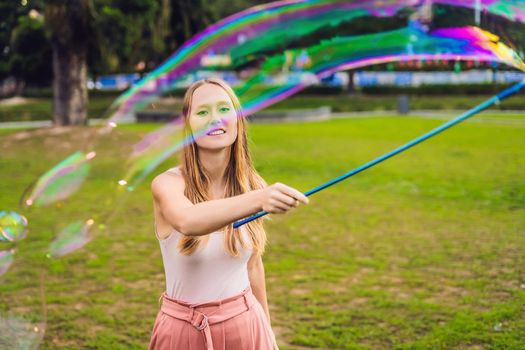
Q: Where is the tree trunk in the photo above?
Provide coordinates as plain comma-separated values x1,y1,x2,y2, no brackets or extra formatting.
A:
45,0,92,127
347,70,355,93
52,45,88,126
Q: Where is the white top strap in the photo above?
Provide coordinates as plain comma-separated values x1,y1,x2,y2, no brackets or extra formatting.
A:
165,166,182,175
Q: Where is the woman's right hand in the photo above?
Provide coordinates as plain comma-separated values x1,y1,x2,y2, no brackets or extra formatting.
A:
257,182,309,214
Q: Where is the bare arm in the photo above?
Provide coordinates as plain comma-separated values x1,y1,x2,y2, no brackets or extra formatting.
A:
152,172,261,236
151,172,309,237
248,251,271,324
248,250,280,349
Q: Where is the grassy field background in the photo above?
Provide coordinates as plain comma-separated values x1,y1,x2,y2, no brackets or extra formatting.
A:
0,112,524,349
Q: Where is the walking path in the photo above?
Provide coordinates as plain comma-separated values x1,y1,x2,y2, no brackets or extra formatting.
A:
0,110,523,129
332,110,525,125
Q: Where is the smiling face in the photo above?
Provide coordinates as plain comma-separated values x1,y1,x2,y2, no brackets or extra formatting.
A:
188,83,238,151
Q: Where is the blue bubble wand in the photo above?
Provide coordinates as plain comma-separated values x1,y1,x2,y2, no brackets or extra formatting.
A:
233,80,525,228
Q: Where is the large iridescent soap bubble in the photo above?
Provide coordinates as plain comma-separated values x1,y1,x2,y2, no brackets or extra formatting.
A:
110,0,525,189
22,0,525,212
11,0,524,259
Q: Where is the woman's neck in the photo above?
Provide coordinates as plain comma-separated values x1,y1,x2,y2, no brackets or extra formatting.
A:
198,146,231,186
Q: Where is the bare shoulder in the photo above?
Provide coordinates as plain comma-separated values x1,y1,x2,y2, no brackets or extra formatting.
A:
151,167,185,200
151,167,192,238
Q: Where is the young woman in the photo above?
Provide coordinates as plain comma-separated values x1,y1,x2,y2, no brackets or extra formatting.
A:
149,78,309,350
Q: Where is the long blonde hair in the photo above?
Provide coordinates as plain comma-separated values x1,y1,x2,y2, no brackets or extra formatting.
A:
177,78,267,257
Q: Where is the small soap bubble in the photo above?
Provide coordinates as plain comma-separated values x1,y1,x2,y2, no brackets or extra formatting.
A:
0,249,15,276
0,312,45,349
0,211,28,242
47,220,94,258
23,151,92,207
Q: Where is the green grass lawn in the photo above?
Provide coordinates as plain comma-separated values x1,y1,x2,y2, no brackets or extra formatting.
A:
0,114,524,349
0,95,116,122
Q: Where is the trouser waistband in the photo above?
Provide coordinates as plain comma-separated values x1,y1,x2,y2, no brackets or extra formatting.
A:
158,287,255,350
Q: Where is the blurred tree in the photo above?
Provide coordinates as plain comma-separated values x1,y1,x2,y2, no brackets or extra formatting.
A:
1,0,282,125
45,0,95,126
166,0,267,58
0,2,20,82
1,2,51,94
9,15,52,90
91,0,164,75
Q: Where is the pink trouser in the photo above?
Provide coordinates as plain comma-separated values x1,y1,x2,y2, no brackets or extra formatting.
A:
149,286,278,350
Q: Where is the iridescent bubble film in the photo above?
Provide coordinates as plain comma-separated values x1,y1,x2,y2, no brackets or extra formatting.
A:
47,219,94,258
21,1,525,200
23,150,95,208
0,249,15,277
119,118,186,190
104,0,525,188
109,0,525,124
0,312,45,350
0,211,28,242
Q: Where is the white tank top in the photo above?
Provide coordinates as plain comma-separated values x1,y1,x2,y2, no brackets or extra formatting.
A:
155,168,253,304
